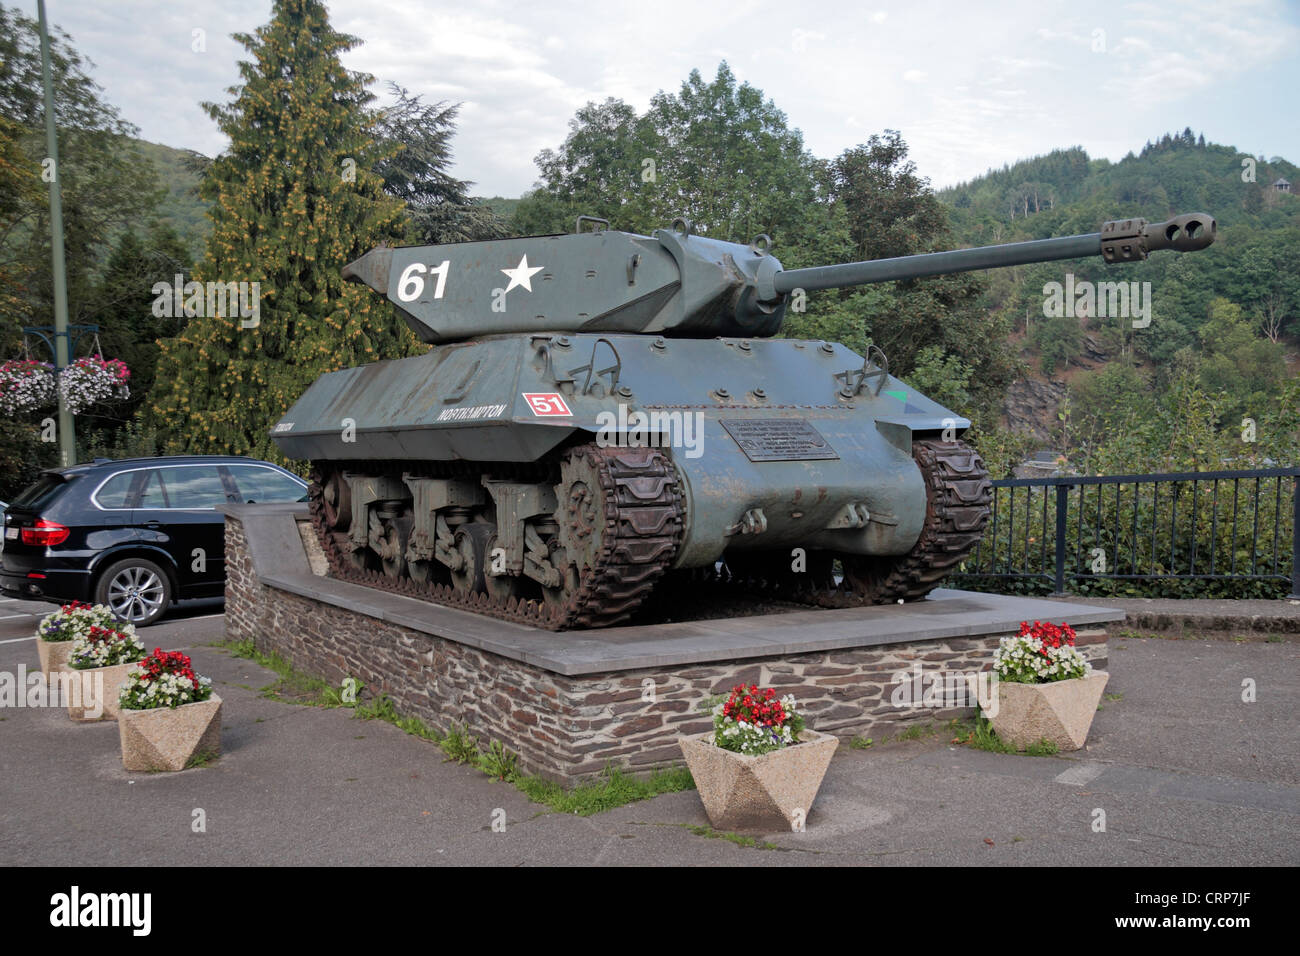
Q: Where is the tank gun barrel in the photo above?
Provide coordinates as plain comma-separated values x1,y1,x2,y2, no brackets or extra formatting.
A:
768,212,1216,298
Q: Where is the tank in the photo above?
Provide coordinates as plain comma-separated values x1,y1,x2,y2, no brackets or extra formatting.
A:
272,211,1217,629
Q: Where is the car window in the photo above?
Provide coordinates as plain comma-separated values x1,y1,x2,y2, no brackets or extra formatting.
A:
227,465,307,503
153,466,229,509
135,470,168,509
9,474,67,509
95,471,137,509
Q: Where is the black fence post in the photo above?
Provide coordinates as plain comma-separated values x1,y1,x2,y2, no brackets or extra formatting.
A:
1051,483,1069,597
1289,474,1300,601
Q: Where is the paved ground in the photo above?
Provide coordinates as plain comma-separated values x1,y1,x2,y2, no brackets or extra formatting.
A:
1,596,1296,866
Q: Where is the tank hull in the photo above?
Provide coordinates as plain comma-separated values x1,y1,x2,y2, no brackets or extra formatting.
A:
272,333,973,565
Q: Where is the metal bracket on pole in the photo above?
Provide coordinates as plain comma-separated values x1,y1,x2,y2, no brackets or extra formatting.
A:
21,324,101,370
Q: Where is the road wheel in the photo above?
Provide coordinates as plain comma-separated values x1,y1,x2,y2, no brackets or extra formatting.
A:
96,557,173,627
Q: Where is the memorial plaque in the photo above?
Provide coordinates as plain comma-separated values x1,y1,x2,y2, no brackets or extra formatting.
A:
720,419,839,462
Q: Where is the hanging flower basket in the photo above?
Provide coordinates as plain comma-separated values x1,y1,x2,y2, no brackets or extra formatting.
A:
58,355,130,414
0,358,56,415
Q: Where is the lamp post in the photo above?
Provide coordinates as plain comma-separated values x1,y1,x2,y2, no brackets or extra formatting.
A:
37,0,76,467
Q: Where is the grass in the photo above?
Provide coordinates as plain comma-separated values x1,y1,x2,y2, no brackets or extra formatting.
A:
353,693,441,742
948,716,1058,756
687,824,778,851
215,638,352,707
516,765,695,816
848,723,941,748
891,722,939,742
184,749,220,769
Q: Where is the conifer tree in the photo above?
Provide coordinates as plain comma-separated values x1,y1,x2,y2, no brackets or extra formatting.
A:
150,0,414,464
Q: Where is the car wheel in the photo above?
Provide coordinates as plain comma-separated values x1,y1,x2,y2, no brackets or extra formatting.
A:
96,557,172,627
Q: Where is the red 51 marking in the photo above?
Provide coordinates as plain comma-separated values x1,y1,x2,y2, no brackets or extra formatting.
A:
523,392,572,417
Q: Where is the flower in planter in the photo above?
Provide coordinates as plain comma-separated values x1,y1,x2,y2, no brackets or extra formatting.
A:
38,602,119,643
118,648,213,710
68,624,145,670
57,355,131,415
0,358,56,415
708,683,805,756
994,621,1092,684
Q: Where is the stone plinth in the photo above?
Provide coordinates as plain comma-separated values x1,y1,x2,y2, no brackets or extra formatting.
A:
222,504,1122,783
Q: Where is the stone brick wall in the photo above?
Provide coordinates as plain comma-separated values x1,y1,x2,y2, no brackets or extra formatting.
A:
225,517,1109,782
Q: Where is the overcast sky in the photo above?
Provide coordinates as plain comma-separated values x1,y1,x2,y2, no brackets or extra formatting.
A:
35,0,1300,197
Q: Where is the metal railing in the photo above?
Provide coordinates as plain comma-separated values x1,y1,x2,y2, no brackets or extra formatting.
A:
952,467,1300,599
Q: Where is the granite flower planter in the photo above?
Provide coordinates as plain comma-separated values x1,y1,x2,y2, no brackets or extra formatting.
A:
987,672,1109,751
118,695,222,772
680,729,839,831
37,638,74,678
66,662,138,722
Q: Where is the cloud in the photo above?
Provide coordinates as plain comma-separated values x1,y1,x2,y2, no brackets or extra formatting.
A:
33,0,1300,198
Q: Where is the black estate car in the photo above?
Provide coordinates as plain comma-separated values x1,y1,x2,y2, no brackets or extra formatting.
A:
0,456,307,626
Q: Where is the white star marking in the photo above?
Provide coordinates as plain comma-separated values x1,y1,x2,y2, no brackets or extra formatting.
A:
500,254,544,294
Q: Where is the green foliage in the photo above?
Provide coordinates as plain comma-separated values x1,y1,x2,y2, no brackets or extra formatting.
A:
686,825,778,851
217,637,356,707
351,693,440,740
949,716,1058,756
439,722,481,763
131,140,210,257
512,62,821,245
1034,314,1084,376
781,131,1019,428
75,225,193,451
0,418,57,499
960,374,1298,599
149,0,416,465
216,636,696,814
905,346,973,413
184,749,220,769
372,83,504,244
0,4,163,341
891,722,938,742
476,740,518,782
941,133,1298,493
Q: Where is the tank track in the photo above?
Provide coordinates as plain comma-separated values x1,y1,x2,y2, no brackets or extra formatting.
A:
307,444,683,631
715,438,993,608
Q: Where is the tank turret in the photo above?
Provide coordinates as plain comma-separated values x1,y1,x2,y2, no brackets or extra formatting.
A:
276,211,1218,630
341,213,1217,344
